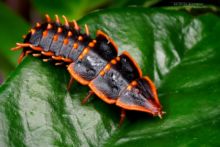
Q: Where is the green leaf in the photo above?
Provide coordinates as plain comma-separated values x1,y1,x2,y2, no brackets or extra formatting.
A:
0,2,29,78
31,0,158,20
32,0,111,20
0,8,220,146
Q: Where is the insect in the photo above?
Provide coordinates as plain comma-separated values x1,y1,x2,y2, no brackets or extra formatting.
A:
12,14,165,126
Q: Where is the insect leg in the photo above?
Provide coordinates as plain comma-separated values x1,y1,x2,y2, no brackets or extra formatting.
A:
42,58,51,62
81,90,94,104
67,77,74,91
25,50,33,55
11,43,30,51
18,50,25,64
55,62,63,66
119,109,126,127
32,53,41,57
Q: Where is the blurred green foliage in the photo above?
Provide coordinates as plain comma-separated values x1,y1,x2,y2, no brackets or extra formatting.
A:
32,0,154,19
0,2,29,80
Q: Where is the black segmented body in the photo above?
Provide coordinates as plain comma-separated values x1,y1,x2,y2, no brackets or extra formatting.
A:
25,22,92,62
14,15,164,122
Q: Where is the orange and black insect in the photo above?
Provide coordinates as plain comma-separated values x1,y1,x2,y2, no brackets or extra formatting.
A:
12,14,165,125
